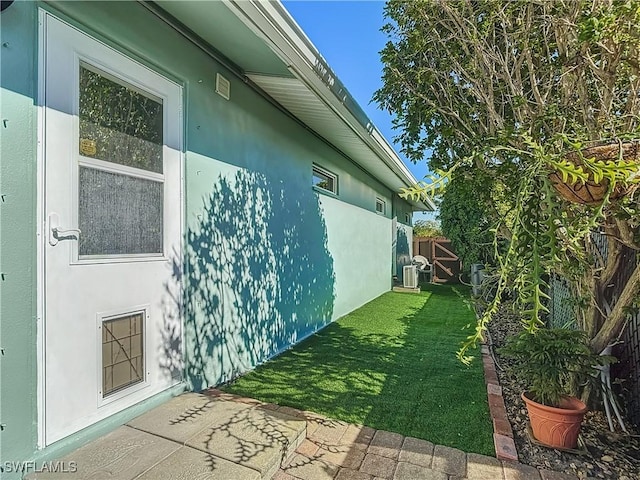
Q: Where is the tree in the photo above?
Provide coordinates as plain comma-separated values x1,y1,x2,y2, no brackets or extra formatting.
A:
413,219,442,238
438,167,512,269
375,0,640,360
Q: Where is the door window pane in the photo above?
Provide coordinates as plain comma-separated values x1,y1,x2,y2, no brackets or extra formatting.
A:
79,167,163,256
79,64,163,173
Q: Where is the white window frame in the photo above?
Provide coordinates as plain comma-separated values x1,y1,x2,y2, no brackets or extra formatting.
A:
312,164,338,195
73,58,170,264
405,213,412,224
375,197,386,215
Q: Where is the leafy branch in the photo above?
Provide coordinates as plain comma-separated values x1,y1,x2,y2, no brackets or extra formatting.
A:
399,165,458,201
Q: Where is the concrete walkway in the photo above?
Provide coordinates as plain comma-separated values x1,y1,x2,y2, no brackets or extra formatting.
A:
28,390,580,480
28,392,306,480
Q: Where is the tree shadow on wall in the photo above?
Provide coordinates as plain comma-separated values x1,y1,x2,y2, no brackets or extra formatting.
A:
172,169,336,391
396,226,411,280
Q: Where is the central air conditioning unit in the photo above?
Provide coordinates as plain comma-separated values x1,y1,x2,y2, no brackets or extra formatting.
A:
403,265,419,289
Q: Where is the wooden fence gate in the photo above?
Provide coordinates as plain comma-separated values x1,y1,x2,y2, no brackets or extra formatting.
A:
413,236,462,283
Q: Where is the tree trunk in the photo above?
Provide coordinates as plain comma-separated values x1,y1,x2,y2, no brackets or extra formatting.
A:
591,259,640,353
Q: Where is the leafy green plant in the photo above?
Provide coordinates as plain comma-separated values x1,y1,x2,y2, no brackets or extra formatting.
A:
500,329,614,407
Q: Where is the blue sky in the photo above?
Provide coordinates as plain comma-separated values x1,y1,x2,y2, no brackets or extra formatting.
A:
282,1,436,219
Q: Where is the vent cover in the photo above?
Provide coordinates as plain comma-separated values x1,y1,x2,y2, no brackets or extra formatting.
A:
216,73,230,100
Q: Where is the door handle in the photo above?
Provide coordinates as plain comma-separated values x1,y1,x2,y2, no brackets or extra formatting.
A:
48,213,81,246
52,227,81,240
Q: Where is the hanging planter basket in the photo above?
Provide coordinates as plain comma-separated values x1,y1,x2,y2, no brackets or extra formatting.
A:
549,140,640,205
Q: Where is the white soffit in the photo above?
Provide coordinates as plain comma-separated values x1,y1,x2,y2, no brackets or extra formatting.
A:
248,73,401,186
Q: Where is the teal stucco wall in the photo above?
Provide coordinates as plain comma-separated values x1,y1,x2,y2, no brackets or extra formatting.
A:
0,0,417,472
393,194,414,227
1,0,40,475
391,196,415,280
395,223,415,281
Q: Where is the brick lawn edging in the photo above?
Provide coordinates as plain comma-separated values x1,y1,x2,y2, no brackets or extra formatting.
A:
480,343,519,462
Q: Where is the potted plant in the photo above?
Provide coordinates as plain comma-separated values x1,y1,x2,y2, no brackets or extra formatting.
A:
500,328,614,449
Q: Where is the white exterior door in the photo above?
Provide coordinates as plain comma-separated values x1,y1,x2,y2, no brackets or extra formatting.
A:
43,14,183,445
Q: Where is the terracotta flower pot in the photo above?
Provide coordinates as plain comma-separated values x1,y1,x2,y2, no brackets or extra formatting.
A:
521,392,587,449
549,141,640,205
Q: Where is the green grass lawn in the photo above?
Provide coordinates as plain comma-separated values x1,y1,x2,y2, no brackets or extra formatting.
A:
223,284,494,455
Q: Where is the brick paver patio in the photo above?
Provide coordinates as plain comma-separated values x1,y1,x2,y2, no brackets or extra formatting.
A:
208,389,580,480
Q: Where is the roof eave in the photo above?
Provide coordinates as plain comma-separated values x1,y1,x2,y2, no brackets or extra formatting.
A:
222,0,435,212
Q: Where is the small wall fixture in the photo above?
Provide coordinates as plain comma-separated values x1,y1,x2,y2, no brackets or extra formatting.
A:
216,73,230,100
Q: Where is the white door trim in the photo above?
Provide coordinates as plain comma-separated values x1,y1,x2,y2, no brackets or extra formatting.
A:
36,9,185,447
37,7,48,449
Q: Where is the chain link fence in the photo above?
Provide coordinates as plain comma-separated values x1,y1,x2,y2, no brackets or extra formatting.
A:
616,311,640,429
548,274,577,329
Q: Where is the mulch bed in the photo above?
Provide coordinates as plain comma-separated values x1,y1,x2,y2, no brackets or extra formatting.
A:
486,305,640,480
